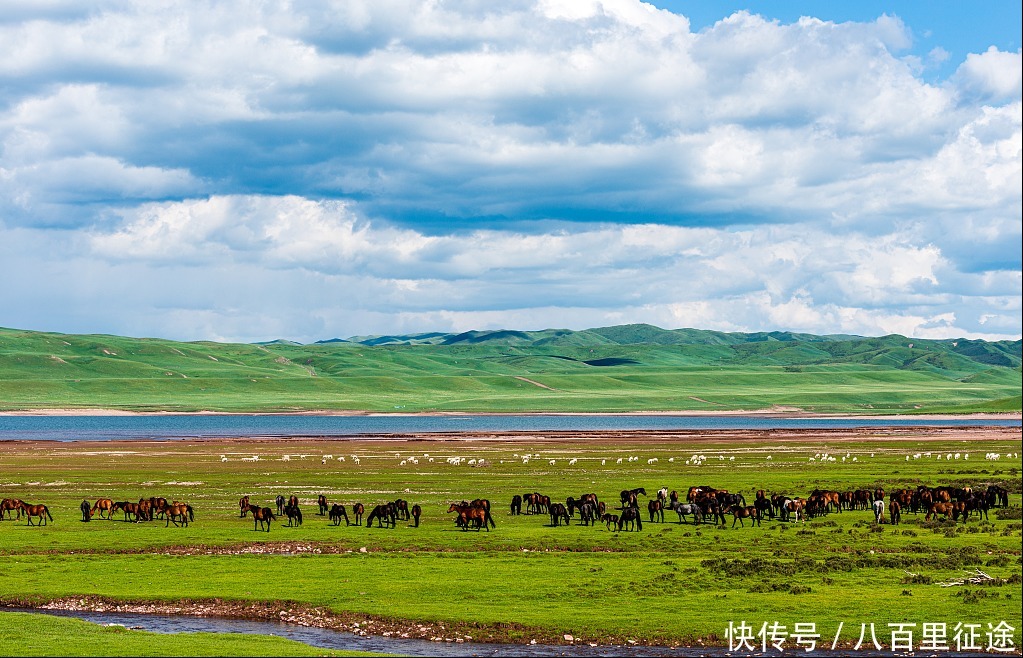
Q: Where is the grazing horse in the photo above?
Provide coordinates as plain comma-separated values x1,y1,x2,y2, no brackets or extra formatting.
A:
275,495,286,516
251,506,275,532
392,499,410,521
753,496,772,521
112,501,141,523
549,503,570,527
366,504,396,528
165,502,194,527
317,495,329,516
411,504,421,528
329,504,349,526
447,503,487,531
926,502,954,521
852,490,871,510
19,502,53,526
468,499,496,529
671,502,701,524
617,506,643,531
783,498,805,523
239,495,251,518
872,499,885,524
137,498,153,522
510,495,522,515
352,503,365,526
1,498,24,520
283,503,303,527
888,500,901,525
647,499,665,523
91,498,114,520
601,513,620,530
727,505,761,528
80,500,93,522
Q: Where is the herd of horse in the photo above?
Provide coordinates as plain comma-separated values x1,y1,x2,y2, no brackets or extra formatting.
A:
0,496,194,527
506,482,1013,531
3,482,1011,535
238,494,422,532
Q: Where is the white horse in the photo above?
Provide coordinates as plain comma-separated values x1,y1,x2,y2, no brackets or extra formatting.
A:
872,499,885,524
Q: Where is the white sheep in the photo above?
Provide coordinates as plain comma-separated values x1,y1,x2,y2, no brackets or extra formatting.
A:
647,458,658,465
281,455,290,462
616,458,623,465
668,457,675,463
568,458,578,465
549,459,556,466
220,455,228,462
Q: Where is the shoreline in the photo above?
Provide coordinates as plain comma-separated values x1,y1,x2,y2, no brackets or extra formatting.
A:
1,407,1019,421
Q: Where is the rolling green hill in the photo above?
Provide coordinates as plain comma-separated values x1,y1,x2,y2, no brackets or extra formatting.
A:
0,325,1019,414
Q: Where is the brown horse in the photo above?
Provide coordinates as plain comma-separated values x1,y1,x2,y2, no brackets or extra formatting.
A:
352,503,365,526
647,499,665,523
727,505,761,528
165,502,194,527
250,506,275,532
411,504,421,528
1,498,25,520
889,500,901,525
91,498,114,520
19,502,54,526
926,502,954,521
317,495,329,516
447,503,487,531
239,495,250,518
111,501,141,523
137,498,153,522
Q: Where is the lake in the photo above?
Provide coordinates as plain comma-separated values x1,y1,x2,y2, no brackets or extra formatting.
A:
0,413,1018,441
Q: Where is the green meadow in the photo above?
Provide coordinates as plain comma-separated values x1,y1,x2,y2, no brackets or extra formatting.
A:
1,428,1021,654
0,326,1019,413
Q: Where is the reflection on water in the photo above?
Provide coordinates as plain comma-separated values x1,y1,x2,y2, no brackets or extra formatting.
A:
11,609,992,657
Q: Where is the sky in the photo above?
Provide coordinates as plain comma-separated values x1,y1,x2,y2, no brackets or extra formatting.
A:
1,1,1020,343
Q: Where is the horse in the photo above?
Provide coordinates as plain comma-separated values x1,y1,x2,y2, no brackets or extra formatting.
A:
275,495,286,516
91,498,113,520
549,503,570,527
601,513,620,530
872,499,885,524
888,500,901,525
317,495,329,516
617,506,643,531
239,495,251,518
366,504,396,528
619,487,646,508
329,504,349,526
783,498,805,523
648,499,664,523
1,498,24,520
447,503,487,531
251,506,275,532
19,502,54,526
137,498,153,522
656,487,669,506
392,499,410,521
283,503,303,527
112,501,140,523
510,495,522,515
469,499,496,529
727,505,760,528
577,502,597,527
753,496,772,521
148,497,169,519
411,504,421,528
80,500,93,522
853,490,871,510
352,503,365,526
165,502,194,527
671,502,701,524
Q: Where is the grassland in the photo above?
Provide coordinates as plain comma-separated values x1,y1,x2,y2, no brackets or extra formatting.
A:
1,426,1021,655
0,326,1020,414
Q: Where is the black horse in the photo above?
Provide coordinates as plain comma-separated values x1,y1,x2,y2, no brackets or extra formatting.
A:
329,504,349,526
411,504,422,527
275,495,286,516
618,506,643,531
80,499,92,522
648,499,665,523
549,503,570,527
510,495,522,515
392,499,410,521
317,495,329,516
366,504,396,528
620,487,646,508
283,503,303,527
577,502,597,526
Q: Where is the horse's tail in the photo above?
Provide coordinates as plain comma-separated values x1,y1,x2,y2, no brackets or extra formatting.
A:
45,506,54,522
486,510,496,529
636,514,642,531
188,505,195,521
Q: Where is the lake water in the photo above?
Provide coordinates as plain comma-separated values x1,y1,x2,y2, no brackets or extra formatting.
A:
0,413,1019,441
12,609,977,657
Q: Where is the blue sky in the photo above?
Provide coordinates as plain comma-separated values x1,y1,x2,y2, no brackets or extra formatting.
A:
0,1,1019,343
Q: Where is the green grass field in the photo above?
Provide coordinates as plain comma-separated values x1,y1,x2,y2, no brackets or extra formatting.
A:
1,427,1020,655
1,326,1019,413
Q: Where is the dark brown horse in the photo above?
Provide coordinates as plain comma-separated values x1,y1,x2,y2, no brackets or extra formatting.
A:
80,500,93,522
251,506,275,532
727,505,761,528
19,502,54,526
648,499,664,522
888,500,901,525
352,503,365,526
329,504,349,526
1,498,24,520
111,501,141,523
317,495,329,516
411,504,421,528
239,495,250,518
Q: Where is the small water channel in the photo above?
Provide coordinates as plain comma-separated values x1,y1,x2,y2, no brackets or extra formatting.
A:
12,609,992,657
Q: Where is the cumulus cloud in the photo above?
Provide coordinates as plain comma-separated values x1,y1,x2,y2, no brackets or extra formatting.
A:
0,1,1019,340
